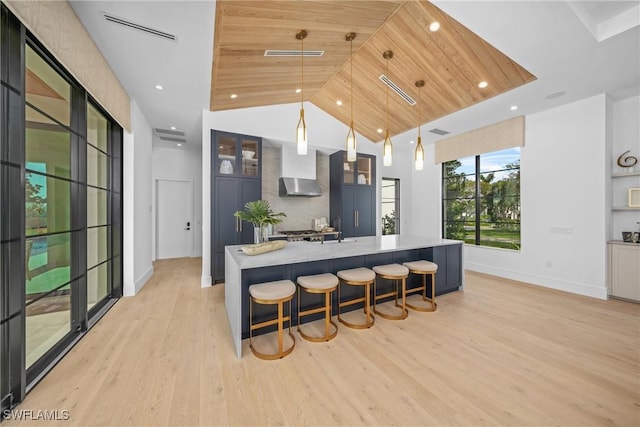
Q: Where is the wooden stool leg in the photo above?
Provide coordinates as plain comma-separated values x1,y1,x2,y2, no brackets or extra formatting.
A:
324,290,331,340
365,283,371,325
277,301,284,355
374,275,408,320
249,297,254,350
406,272,437,312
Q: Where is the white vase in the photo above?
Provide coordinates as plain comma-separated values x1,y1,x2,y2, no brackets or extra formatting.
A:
253,225,268,244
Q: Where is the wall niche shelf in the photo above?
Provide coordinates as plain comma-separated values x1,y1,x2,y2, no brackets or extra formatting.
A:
612,171,640,178
612,206,640,211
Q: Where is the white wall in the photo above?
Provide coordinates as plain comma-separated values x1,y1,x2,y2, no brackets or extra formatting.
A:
409,143,441,238
380,145,414,236
411,94,611,299
611,95,640,240
123,100,154,296
151,145,203,258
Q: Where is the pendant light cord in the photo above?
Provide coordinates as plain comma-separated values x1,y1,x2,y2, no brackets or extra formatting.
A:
417,85,421,138
350,38,353,124
386,57,389,132
301,36,304,108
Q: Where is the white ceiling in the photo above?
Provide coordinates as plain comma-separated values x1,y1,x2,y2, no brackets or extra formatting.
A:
70,0,640,152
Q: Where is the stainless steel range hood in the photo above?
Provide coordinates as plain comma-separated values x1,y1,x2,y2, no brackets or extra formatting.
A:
279,177,322,197
279,146,322,197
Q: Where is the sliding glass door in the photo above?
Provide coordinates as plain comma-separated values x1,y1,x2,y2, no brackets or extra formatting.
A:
1,5,123,408
24,43,75,370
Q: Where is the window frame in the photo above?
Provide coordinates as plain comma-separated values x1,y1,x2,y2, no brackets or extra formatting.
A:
442,149,521,250
381,177,400,235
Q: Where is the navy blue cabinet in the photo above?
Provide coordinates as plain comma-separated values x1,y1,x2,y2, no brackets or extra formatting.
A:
431,244,462,295
330,151,376,237
211,130,262,282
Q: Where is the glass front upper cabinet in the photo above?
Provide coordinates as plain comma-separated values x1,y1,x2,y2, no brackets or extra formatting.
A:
342,152,373,186
239,137,259,177
214,131,260,178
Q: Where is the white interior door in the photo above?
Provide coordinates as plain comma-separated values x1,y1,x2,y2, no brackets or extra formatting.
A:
156,179,193,259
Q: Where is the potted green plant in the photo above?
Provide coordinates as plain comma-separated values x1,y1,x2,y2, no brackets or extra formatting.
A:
234,200,286,244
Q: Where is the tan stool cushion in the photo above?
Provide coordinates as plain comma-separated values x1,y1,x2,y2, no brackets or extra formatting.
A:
297,273,339,290
249,280,296,301
403,260,438,273
373,263,409,277
337,267,375,283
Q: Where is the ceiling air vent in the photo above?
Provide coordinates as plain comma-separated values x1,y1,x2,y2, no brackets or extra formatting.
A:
159,136,186,143
155,128,185,137
379,74,416,105
429,128,450,136
264,50,324,57
102,12,177,41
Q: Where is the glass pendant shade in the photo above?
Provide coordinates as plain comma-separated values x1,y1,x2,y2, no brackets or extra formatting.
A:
296,108,307,155
346,121,356,161
415,136,424,170
383,130,393,167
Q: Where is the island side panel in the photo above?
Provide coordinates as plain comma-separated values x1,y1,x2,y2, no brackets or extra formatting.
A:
225,247,243,358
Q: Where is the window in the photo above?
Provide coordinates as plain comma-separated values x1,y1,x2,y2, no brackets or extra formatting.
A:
382,178,400,235
443,148,520,250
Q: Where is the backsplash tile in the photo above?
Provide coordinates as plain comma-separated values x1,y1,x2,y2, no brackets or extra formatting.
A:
262,146,330,231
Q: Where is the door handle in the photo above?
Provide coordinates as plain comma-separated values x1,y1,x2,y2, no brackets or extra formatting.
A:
354,210,357,228
239,218,242,232
184,221,191,230
235,217,239,232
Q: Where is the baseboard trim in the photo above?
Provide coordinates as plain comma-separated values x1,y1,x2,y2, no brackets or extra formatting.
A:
134,265,154,294
465,262,608,300
201,275,212,287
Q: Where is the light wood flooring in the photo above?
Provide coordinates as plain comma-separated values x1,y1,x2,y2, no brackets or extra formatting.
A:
4,257,639,426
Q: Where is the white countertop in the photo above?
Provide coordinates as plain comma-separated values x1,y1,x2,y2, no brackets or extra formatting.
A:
226,235,462,269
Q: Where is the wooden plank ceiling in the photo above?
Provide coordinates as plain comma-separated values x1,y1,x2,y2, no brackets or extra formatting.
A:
211,0,536,143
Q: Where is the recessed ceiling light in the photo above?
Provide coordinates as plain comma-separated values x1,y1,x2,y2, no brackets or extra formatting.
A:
510,105,518,111
230,94,238,99
295,88,302,93
177,143,182,147
410,140,415,144
478,81,488,89
429,22,440,32
155,84,163,90
336,100,342,106
170,126,177,130
377,128,383,134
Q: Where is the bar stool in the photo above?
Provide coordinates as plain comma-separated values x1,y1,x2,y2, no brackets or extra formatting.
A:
403,260,438,312
248,279,296,360
296,273,339,342
337,267,375,329
372,263,409,320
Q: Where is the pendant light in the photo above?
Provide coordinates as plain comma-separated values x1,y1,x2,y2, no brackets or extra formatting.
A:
296,30,308,155
345,32,357,162
414,80,425,171
382,50,393,167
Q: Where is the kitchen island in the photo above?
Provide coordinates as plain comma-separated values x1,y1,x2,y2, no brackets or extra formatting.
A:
225,235,463,357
